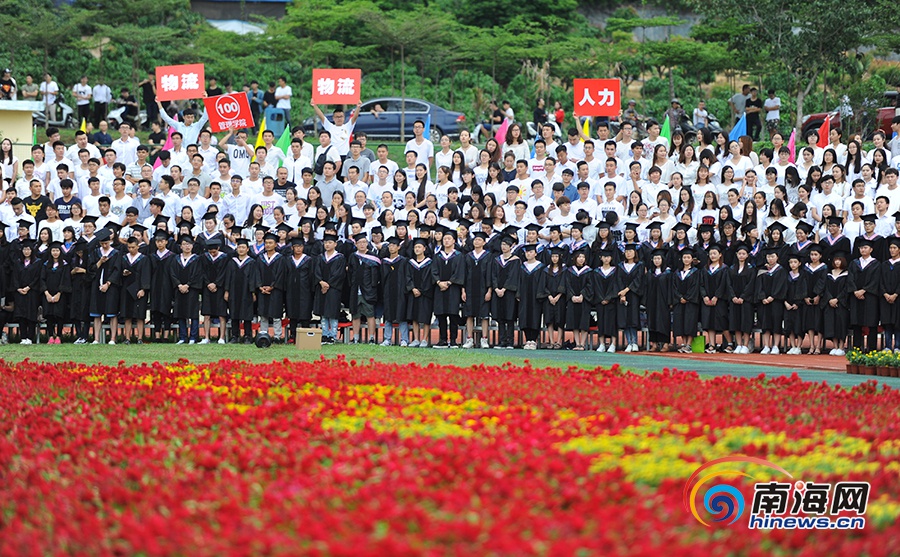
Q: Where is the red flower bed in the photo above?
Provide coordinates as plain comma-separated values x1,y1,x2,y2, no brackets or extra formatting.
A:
1,357,899,556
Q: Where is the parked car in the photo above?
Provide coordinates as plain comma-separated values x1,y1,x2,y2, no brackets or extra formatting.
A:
802,91,898,140
301,97,466,143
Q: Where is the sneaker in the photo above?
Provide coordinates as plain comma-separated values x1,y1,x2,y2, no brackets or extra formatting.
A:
188,340,196,345
0,333,7,345
73,338,84,345
380,339,392,347
462,339,474,349
494,344,506,350
480,338,490,349
229,337,240,344
433,341,448,349
834,349,845,356
91,340,100,345
596,343,606,353
761,346,771,354
739,345,749,354
218,338,226,345
20,339,32,345
624,344,633,353
409,340,420,348
243,336,254,345
199,338,210,345
419,341,429,348
504,345,514,349
368,337,377,345
400,340,408,347
770,345,780,355
449,343,460,349
123,339,130,345
631,343,639,353
108,340,116,345
137,339,143,345
607,344,616,353
828,348,838,356
176,340,185,345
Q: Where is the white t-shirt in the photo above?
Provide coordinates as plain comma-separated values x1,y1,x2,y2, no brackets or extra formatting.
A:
693,107,708,126
39,81,59,105
225,143,253,177
72,83,91,106
764,97,781,121
274,85,292,110
108,195,133,222
405,137,435,171
323,121,354,156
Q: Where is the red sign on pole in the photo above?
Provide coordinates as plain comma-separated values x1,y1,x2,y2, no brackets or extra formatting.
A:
573,78,621,117
155,64,206,102
204,93,255,133
312,69,362,105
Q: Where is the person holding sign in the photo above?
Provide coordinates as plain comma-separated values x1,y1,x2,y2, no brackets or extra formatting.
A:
157,98,209,146
311,101,359,158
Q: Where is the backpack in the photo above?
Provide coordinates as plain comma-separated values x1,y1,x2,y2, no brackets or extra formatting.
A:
314,145,333,175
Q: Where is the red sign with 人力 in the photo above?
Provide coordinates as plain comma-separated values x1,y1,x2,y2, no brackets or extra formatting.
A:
204,93,255,133
312,69,362,105
573,78,621,117
155,64,206,102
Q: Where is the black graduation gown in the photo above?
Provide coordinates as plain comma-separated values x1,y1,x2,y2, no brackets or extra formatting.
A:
820,234,851,267
848,258,880,328
194,231,225,254
40,260,72,319
590,266,620,337
802,263,826,332
543,266,566,327
314,251,346,320
348,251,381,315
565,265,593,331
200,252,229,317
489,255,520,322
68,252,94,322
0,242,9,298
12,258,42,321
119,253,151,319
516,260,548,329
591,239,619,267
644,267,673,337
149,249,176,316
256,252,286,319
568,240,592,267
727,263,756,332
284,253,316,321
381,255,412,323
693,241,712,268
462,250,492,319
852,234,886,262
225,256,259,322
89,247,122,316
169,254,203,320
407,256,438,323
666,243,693,271
719,237,738,267
746,241,763,268
671,267,700,337
616,261,643,328
880,259,900,329
699,264,729,331
786,241,814,267
433,249,465,316
784,270,808,336
756,264,788,333
821,271,849,340
640,241,665,268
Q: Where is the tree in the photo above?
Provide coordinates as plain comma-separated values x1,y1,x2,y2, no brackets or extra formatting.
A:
688,0,900,131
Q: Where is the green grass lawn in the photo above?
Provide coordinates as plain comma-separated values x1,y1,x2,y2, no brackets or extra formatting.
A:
0,343,618,371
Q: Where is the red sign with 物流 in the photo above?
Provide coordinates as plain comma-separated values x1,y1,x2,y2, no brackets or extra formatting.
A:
312,69,362,105
573,78,621,117
204,93,255,133
155,64,206,102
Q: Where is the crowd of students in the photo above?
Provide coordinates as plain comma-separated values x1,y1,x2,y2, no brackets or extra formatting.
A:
2,104,900,353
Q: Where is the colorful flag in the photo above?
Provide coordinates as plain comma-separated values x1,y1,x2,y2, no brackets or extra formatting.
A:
660,115,671,143
494,117,510,145
424,112,432,141
816,116,830,148
581,116,591,143
253,117,266,162
32,125,37,146
729,114,747,142
787,129,796,163
154,119,176,170
79,118,87,133
274,127,292,168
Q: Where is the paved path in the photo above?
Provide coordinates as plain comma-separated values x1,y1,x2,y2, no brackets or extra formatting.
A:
485,349,900,388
